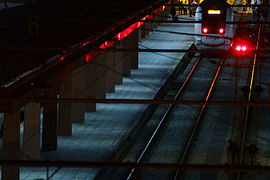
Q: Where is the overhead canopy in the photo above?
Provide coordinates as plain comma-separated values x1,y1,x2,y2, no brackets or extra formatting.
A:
200,0,230,9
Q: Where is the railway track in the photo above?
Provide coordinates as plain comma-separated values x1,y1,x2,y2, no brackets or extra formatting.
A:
235,24,262,180
127,55,228,180
96,25,268,180
98,52,241,180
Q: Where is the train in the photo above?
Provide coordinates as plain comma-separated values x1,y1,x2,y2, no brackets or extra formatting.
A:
194,0,234,50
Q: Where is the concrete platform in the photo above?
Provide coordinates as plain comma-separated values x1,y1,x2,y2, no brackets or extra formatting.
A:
1,20,195,179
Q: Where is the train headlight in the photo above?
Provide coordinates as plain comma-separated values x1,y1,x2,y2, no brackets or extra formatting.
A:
202,27,208,34
219,28,224,34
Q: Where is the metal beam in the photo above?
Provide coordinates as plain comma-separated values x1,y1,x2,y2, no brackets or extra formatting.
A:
0,160,269,173
1,98,270,107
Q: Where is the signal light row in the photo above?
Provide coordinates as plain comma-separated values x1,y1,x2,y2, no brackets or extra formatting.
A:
202,27,225,34
235,45,247,52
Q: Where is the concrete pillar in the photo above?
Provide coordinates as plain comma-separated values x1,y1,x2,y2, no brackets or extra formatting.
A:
42,85,58,151
2,110,20,180
23,103,40,159
150,14,155,31
84,60,97,112
145,22,150,37
121,37,131,77
153,12,160,28
70,65,87,123
59,65,87,135
114,44,124,85
152,14,157,29
58,75,73,136
129,30,139,70
138,26,142,42
92,54,106,98
106,52,115,93
59,55,103,133
143,23,147,39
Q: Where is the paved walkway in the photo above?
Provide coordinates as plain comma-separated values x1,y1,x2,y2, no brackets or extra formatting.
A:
1,20,195,180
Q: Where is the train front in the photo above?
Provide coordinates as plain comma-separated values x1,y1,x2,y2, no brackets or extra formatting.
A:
195,0,233,50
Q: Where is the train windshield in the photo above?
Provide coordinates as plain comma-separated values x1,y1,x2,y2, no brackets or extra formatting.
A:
202,9,226,34
203,9,225,22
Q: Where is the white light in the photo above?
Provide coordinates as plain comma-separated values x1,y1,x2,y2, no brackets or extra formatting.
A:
219,28,224,34
242,45,247,51
208,10,221,14
236,45,241,51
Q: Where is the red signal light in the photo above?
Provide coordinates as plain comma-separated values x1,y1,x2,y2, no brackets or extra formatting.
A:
242,45,247,51
219,28,224,34
234,44,248,53
202,27,208,34
236,45,241,51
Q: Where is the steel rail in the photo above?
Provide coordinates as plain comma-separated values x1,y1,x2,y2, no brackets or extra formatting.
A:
126,56,201,180
174,56,226,180
237,24,262,180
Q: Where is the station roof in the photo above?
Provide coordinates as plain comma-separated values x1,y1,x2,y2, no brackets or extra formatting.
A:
200,0,229,8
0,0,165,88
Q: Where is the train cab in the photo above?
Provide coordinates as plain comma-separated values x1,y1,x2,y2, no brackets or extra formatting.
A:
195,0,234,50
202,9,226,35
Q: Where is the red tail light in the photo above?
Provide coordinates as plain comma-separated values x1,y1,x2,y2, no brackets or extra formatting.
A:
202,27,208,34
219,28,224,34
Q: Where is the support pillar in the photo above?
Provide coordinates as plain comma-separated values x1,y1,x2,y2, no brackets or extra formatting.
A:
70,65,88,123
106,52,115,92
145,22,150,37
59,54,102,132
141,23,146,40
129,30,139,70
42,84,58,151
93,54,106,98
114,44,124,85
84,60,97,112
120,37,132,77
59,75,73,136
138,26,142,42
23,103,40,159
2,110,20,180
153,12,159,28
150,15,154,31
